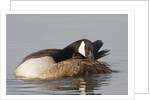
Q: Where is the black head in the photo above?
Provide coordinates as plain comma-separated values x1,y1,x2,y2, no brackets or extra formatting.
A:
70,39,94,60
53,39,94,63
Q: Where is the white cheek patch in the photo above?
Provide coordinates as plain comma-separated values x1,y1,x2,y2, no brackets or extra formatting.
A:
78,41,86,57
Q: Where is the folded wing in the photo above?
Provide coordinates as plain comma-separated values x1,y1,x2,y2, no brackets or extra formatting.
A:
42,59,112,79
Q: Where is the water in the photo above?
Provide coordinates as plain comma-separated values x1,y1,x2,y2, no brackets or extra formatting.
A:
6,14,128,95
6,59,128,95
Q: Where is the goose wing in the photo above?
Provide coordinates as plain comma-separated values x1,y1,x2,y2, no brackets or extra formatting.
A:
43,59,112,79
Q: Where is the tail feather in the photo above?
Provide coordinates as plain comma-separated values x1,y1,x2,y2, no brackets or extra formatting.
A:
94,49,110,59
92,40,110,60
92,40,103,55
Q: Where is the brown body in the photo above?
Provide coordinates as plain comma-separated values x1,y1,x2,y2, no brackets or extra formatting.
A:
41,59,112,79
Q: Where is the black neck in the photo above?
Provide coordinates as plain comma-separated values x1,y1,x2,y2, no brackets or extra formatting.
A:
52,46,74,63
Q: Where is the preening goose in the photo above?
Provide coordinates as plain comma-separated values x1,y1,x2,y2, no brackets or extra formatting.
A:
14,39,111,79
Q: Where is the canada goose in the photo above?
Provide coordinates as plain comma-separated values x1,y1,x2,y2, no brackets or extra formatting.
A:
14,39,111,79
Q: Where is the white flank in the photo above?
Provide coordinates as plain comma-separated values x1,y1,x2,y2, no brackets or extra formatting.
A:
78,41,85,57
14,56,56,78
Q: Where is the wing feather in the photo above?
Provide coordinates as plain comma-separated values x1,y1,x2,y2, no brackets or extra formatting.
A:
42,59,112,79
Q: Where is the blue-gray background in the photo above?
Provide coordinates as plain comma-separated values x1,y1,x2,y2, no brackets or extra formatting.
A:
6,14,128,95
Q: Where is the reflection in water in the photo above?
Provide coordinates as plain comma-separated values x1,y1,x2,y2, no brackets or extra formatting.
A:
7,74,112,95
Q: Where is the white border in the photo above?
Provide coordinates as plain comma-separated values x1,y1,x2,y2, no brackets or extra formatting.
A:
0,0,10,10
1,10,134,100
10,0,148,93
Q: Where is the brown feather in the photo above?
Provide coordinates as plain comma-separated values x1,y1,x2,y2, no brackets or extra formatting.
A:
18,49,60,66
41,59,112,79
